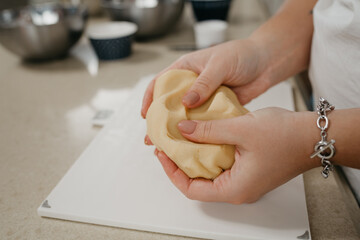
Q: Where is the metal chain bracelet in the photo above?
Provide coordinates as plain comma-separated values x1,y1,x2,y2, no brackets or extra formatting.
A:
310,97,336,178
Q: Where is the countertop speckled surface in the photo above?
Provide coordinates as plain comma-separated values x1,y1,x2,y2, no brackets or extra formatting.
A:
0,1,358,239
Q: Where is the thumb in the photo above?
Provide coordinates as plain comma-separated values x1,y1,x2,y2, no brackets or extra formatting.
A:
182,65,225,108
177,118,239,145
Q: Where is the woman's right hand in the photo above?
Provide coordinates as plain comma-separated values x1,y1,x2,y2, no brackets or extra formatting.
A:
141,39,273,119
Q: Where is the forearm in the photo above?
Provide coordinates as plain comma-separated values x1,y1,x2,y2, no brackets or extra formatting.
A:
250,0,317,86
299,108,360,169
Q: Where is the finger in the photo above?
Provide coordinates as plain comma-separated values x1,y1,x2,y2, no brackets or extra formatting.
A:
156,151,192,195
182,63,225,108
177,118,242,145
141,79,155,118
144,135,153,145
156,151,229,202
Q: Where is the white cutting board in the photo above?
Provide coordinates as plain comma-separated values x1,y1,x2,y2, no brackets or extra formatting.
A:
38,76,310,240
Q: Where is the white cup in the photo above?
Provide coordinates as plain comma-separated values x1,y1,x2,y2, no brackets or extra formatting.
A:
194,20,228,49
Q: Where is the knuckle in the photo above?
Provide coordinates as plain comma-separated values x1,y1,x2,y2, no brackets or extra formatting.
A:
226,191,247,205
177,54,190,65
229,199,244,205
179,53,189,60
185,191,196,200
195,77,211,93
244,194,261,204
199,121,213,140
244,198,259,204
228,191,255,205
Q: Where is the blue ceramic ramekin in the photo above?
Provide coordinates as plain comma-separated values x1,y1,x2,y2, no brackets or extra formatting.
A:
190,0,232,22
87,22,137,61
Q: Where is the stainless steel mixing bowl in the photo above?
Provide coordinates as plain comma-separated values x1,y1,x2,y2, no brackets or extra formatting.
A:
0,3,88,60
101,0,185,39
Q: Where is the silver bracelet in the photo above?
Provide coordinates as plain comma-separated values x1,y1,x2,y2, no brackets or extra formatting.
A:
310,97,336,178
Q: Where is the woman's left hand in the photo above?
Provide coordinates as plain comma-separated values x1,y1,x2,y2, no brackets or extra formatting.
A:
150,107,319,204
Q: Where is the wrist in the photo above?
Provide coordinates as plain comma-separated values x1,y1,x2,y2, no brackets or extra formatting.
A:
246,34,282,89
248,2,315,87
293,111,322,171
241,38,274,86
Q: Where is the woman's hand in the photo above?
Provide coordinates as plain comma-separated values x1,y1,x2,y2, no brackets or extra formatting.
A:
141,39,272,118
141,0,318,119
154,108,319,204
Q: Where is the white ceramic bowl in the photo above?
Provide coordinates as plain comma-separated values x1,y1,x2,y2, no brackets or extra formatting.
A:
194,20,228,49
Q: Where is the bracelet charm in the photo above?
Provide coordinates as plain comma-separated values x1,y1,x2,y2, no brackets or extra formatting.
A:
310,97,336,178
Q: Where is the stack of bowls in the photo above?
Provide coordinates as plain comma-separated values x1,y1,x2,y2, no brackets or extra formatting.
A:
100,0,185,39
0,2,88,60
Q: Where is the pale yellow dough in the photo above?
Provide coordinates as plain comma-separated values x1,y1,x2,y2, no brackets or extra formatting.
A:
146,69,248,179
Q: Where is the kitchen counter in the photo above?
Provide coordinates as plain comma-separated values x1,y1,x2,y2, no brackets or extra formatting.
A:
0,1,358,239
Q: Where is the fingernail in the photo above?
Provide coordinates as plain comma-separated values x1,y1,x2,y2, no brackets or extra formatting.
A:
144,137,148,145
178,120,197,134
183,91,200,106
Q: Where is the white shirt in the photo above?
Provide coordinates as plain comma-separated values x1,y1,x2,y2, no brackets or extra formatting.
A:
309,0,360,200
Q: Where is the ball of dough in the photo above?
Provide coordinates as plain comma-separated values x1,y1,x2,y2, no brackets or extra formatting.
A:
146,69,248,179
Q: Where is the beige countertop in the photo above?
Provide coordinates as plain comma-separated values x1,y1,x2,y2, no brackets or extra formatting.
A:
0,1,358,239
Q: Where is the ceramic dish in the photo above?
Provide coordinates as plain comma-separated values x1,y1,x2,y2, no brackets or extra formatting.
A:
190,0,232,22
87,21,137,60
